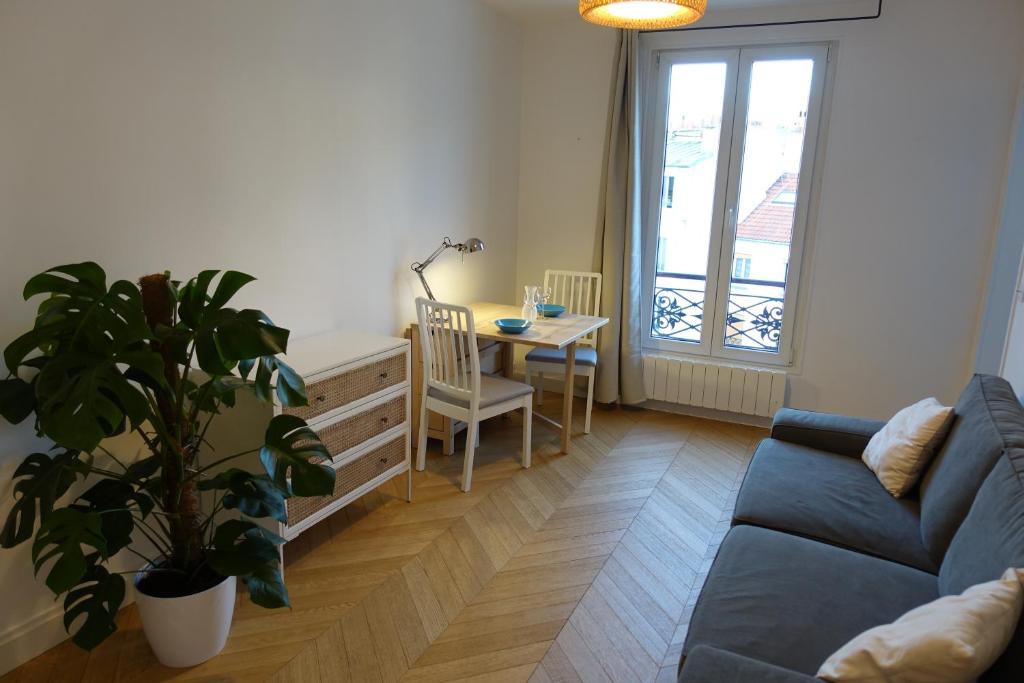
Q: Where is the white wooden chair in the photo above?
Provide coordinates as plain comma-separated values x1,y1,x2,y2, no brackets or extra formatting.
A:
415,298,533,492
524,270,602,434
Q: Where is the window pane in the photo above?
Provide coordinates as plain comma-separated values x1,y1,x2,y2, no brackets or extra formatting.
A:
651,62,728,344
724,59,814,353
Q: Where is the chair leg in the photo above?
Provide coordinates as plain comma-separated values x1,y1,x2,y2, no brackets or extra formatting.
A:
444,423,455,456
537,373,544,405
462,420,478,493
584,368,595,435
416,392,429,471
522,398,532,469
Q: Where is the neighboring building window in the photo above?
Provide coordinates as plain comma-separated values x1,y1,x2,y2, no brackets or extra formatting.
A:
642,43,830,365
733,255,752,279
773,190,798,206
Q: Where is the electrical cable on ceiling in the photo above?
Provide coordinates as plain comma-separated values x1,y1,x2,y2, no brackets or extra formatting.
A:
642,0,883,33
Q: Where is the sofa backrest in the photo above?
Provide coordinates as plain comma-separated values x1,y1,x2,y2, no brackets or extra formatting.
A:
938,448,1024,680
919,374,1024,565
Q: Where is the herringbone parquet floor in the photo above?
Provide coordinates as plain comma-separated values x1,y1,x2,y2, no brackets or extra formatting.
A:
2,398,764,683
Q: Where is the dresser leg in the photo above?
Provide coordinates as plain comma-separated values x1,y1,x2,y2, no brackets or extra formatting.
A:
406,468,413,502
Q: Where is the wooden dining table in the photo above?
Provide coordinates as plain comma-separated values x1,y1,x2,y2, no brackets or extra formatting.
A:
469,302,610,453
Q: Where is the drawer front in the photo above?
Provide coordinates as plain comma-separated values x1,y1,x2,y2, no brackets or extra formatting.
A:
287,351,407,421
316,396,406,459
287,436,406,527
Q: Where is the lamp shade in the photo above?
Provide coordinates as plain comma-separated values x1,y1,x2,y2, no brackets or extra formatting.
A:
462,238,485,254
579,0,707,29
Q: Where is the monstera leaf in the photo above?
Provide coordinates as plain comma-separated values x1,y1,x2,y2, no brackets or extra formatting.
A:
245,557,289,609
71,479,154,556
32,508,108,594
0,377,34,424
3,263,165,452
206,519,282,576
259,415,334,497
1,450,81,548
207,519,289,608
63,558,126,650
178,271,290,375
5,264,152,370
199,469,288,523
33,349,163,451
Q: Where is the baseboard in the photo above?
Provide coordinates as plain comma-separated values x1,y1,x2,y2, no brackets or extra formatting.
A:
643,399,773,428
0,584,137,675
0,603,69,675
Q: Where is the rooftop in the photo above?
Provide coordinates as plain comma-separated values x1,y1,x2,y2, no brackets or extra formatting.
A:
736,172,799,244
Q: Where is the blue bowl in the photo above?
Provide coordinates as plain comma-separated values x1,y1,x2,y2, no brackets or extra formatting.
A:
537,304,566,318
495,318,531,334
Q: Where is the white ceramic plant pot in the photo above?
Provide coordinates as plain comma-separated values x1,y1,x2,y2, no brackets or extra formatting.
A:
134,567,236,668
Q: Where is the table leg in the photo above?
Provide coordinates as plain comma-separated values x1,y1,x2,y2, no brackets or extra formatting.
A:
502,341,515,378
561,342,576,453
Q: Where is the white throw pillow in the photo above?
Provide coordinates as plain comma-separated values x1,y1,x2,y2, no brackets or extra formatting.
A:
817,568,1024,683
862,397,954,497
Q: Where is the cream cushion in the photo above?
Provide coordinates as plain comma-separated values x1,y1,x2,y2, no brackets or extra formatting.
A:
862,397,954,497
818,568,1024,683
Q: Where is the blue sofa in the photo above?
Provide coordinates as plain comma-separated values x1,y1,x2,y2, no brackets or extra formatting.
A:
678,374,1024,682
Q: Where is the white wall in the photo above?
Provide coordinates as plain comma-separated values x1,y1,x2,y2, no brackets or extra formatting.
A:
976,70,1024,379
514,0,1024,419
0,0,522,671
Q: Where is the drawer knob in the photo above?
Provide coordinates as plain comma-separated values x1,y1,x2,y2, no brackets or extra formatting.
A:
379,457,389,464
315,396,326,403
381,416,389,424
379,372,389,380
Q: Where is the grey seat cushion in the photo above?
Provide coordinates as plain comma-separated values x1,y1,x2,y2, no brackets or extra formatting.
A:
919,374,1024,565
733,439,935,571
428,375,532,409
524,346,598,367
683,525,939,676
939,448,1024,681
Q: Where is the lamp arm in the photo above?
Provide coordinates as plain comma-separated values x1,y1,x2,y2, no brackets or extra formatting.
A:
411,237,457,301
416,269,437,301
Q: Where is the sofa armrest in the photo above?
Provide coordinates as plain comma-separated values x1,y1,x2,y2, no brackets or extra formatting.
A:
678,646,821,683
770,408,886,457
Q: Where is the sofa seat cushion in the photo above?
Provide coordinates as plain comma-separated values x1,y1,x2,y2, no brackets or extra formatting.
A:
683,526,939,676
733,439,935,572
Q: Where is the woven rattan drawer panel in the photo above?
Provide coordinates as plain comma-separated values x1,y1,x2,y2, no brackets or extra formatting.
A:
286,352,406,421
316,396,406,459
287,436,405,527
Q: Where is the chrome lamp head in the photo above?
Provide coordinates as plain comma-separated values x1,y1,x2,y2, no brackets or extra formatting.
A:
410,236,485,301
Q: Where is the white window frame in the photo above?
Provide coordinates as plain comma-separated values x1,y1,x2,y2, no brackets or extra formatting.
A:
640,41,832,367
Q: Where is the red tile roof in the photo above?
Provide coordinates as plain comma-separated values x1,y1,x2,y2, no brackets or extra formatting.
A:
736,173,798,244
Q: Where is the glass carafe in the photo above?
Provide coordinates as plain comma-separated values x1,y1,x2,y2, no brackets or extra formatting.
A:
522,285,540,322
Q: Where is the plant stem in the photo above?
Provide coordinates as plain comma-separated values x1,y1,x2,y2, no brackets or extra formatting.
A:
124,546,160,569
95,445,131,474
140,273,204,573
187,448,261,481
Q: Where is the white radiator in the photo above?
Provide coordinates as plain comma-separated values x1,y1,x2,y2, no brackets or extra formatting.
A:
643,356,786,418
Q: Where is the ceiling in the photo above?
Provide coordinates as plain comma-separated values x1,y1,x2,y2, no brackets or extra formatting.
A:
480,0,842,20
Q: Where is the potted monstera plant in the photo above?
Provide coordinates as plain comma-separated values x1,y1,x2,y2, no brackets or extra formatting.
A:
0,263,335,667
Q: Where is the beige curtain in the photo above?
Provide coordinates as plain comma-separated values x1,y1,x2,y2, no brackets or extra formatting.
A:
594,30,645,406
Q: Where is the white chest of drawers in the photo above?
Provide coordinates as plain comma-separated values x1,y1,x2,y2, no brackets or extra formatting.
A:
256,330,413,559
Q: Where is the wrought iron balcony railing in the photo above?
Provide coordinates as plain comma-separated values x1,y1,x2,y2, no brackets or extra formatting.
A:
651,272,786,352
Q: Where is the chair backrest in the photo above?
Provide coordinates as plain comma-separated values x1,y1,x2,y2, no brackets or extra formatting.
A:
544,270,602,347
415,297,481,407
